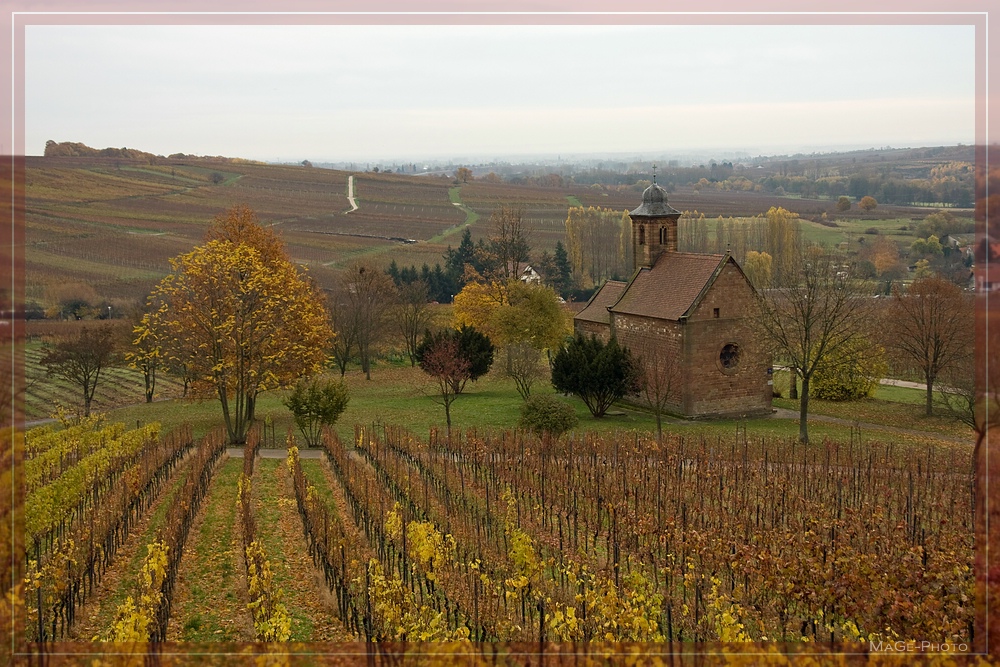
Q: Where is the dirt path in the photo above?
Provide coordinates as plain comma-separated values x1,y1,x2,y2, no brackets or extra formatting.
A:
166,456,254,641
345,174,358,213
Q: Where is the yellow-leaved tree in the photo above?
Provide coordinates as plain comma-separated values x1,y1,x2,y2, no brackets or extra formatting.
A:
564,206,630,287
138,206,333,444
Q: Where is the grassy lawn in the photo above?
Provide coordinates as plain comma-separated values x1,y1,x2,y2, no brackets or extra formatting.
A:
772,395,971,441
250,458,351,641
98,361,971,452
770,370,972,441
299,460,344,522
440,185,479,235
251,459,315,641
798,216,916,248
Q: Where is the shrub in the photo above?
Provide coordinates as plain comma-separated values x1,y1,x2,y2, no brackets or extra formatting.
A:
811,338,887,401
859,196,878,212
518,395,578,438
551,333,641,418
283,376,350,447
415,325,494,394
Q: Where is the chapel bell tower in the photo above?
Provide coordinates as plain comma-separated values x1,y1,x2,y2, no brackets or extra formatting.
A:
629,167,682,269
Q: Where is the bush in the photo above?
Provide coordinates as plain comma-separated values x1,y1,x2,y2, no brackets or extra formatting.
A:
864,227,880,235
283,376,350,447
859,196,878,212
811,338,887,401
518,395,578,438
415,325,494,394
551,333,641,418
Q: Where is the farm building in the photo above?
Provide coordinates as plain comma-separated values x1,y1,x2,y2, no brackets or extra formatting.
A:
574,180,772,418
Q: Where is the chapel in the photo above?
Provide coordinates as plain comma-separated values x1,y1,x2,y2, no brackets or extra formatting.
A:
573,180,772,418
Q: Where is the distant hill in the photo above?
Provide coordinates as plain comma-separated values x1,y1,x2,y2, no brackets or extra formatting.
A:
42,140,265,165
23,143,971,319
43,140,161,161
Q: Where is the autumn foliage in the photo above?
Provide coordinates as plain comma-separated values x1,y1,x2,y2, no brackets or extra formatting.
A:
137,206,333,444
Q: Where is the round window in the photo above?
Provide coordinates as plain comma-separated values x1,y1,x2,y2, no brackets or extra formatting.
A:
719,343,740,371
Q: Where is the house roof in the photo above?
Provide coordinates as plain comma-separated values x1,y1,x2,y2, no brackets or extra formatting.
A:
609,252,729,321
575,280,628,325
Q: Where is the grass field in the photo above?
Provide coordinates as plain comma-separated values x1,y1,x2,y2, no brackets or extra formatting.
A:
167,457,250,641
84,361,972,452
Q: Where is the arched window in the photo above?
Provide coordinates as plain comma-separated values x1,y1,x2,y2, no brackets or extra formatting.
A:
638,226,645,245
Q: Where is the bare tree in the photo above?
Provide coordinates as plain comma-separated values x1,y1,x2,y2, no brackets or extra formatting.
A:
889,275,975,416
505,341,545,400
635,338,681,443
327,283,360,377
934,354,978,430
487,205,531,282
755,251,873,443
393,280,434,366
40,325,117,417
335,263,397,379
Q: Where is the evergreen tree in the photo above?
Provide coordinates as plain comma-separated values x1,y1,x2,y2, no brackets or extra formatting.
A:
387,259,400,284
553,241,573,297
551,333,641,418
444,228,478,283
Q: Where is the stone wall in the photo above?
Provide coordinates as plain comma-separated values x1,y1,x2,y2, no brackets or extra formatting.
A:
611,313,685,412
574,319,612,343
682,262,772,417
612,261,771,418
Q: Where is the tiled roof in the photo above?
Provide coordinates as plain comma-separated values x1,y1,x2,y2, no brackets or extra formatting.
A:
575,280,628,324
609,252,726,321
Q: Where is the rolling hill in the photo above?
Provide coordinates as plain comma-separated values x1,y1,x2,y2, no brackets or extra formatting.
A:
22,146,954,315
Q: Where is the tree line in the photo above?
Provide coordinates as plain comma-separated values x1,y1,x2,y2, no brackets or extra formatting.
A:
38,203,979,450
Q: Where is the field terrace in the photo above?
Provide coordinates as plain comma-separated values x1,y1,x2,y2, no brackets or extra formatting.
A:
23,158,467,309
573,183,935,220
457,180,598,254
23,154,948,314
346,173,464,239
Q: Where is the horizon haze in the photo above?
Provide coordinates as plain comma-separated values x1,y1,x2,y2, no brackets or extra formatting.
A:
25,23,976,164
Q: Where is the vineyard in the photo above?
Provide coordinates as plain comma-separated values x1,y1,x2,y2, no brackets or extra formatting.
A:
20,413,976,658
23,340,187,422
25,152,943,317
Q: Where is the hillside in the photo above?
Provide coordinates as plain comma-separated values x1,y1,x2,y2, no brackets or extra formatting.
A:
23,145,962,315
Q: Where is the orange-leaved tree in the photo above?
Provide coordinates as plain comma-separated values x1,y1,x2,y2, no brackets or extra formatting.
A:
138,206,333,444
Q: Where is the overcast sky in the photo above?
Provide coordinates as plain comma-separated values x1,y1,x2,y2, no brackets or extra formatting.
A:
24,23,976,162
